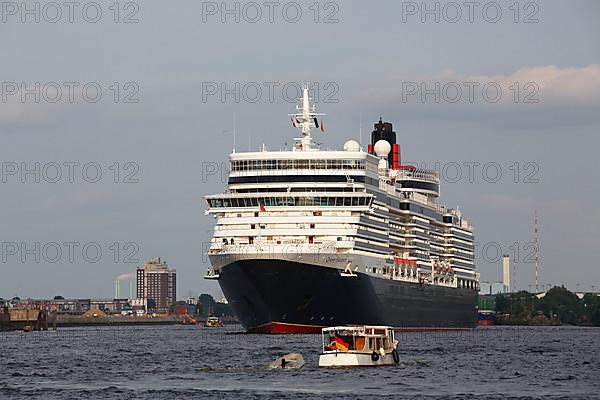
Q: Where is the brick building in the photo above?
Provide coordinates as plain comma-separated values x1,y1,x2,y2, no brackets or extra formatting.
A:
136,257,176,313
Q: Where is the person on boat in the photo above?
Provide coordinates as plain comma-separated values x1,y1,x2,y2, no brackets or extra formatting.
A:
327,335,336,350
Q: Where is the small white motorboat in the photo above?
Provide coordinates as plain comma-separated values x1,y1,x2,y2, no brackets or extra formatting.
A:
319,325,400,367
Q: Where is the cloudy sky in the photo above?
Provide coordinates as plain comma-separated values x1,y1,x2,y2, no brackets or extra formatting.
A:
2,0,599,299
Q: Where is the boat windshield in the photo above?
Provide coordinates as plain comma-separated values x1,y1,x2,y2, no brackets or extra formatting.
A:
322,327,395,352
324,332,354,352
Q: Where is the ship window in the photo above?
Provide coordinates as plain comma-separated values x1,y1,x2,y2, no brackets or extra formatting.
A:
351,197,358,206
314,159,326,169
344,197,352,206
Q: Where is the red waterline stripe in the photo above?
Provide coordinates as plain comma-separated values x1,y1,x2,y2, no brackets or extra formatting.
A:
248,321,324,334
248,322,474,334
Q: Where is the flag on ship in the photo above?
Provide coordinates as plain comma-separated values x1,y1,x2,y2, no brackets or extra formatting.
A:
335,335,349,352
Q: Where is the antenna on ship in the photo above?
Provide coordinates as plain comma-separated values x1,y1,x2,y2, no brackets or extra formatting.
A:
288,83,324,151
359,111,364,148
534,210,539,293
232,113,237,153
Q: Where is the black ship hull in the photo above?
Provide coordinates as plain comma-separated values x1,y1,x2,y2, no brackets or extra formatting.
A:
217,260,478,333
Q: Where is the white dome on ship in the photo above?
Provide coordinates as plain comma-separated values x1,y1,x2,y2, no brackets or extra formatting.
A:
374,140,391,157
343,140,360,152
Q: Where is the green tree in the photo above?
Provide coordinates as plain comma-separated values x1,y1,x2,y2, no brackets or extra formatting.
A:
537,286,582,324
214,302,234,317
582,294,600,326
494,293,510,313
198,294,217,317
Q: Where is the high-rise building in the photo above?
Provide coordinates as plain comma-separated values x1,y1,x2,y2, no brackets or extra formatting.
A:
136,257,176,313
502,255,511,293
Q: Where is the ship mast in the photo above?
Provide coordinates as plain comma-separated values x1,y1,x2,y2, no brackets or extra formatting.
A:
534,210,539,293
288,84,324,151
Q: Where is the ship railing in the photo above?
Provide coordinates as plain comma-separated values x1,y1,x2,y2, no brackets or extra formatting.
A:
396,169,440,183
211,241,343,255
378,179,397,195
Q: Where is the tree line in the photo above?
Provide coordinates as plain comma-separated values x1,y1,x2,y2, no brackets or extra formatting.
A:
491,286,600,326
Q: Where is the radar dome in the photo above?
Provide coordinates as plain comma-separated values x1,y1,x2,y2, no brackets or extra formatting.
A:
343,140,360,152
374,140,391,157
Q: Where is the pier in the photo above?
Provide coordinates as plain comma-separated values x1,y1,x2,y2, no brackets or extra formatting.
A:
0,306,53,332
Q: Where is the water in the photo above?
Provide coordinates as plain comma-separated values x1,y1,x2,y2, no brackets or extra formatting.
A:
1,325,598,399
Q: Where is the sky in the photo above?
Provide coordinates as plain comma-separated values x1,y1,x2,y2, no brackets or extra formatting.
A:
1,0,599,299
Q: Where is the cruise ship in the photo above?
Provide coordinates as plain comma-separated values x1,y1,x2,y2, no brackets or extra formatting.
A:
204,87,479,333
